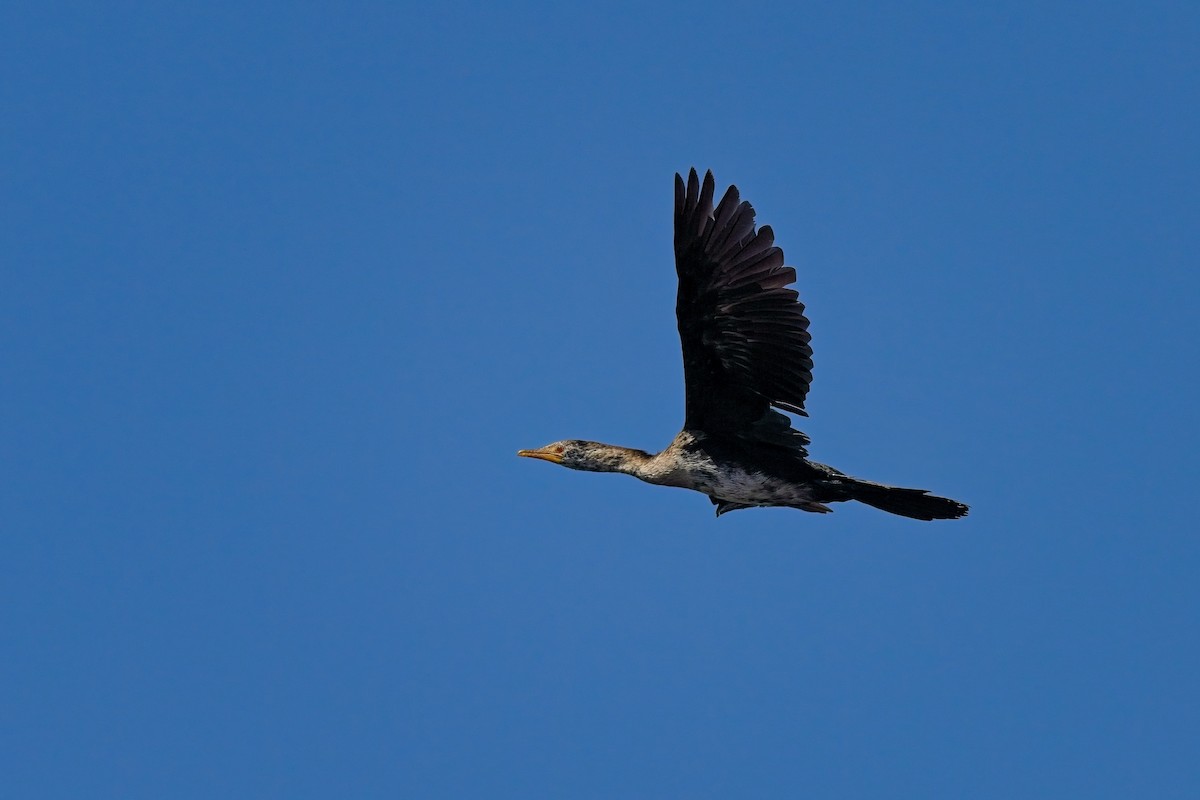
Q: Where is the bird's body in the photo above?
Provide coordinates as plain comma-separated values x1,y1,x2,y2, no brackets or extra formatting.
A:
519,169,968,521
647,431,820,507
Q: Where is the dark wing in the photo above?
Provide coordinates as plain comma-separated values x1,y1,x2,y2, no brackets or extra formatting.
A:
674,168,813,449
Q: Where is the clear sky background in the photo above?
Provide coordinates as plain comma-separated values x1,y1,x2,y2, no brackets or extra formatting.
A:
3,2,1197,797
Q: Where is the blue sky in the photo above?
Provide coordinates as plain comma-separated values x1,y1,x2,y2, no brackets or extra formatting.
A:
2,1,1197,797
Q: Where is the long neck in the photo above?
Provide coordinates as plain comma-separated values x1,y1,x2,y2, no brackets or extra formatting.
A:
576,442,654,476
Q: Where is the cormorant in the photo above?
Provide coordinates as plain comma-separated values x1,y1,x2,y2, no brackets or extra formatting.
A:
519,169,968,521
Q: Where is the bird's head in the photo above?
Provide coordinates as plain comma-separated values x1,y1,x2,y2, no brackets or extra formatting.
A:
517,440,649,473
516,440,591,470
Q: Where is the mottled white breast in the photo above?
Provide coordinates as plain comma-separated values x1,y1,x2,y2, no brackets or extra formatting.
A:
702,465,814,505
639,431,814,505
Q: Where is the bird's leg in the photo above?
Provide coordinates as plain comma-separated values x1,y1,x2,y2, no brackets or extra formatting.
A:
711,498,756,517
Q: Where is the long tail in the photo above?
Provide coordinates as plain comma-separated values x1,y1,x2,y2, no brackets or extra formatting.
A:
839,477,969,521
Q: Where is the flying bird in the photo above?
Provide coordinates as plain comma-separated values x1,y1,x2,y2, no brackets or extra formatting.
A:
519,169,968,521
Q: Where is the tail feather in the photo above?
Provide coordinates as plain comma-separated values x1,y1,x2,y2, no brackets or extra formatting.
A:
841,478,969,521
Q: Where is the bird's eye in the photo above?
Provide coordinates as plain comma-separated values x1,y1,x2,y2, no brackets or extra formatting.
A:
553,445,565,455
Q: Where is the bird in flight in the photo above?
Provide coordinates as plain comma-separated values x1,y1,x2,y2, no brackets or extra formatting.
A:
519,169,968,521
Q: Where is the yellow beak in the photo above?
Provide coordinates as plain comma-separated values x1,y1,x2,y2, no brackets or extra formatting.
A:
517,447,563,464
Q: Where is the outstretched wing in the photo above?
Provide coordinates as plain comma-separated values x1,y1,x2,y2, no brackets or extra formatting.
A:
674,168,813,449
